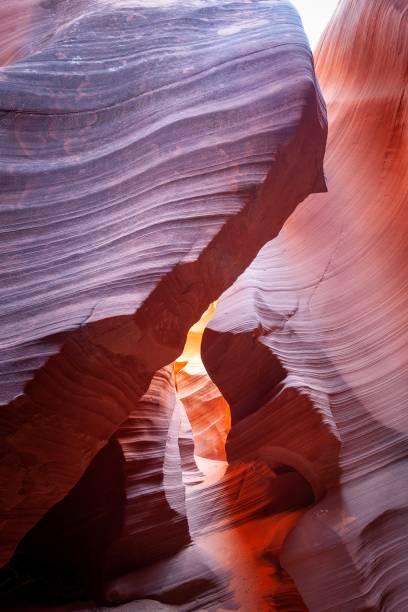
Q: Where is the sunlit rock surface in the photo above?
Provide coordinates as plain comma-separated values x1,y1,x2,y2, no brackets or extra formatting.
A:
2,301,316,608
0,0,327,568
176,302,230,462
178,369,230,462
5,0,407,609
203,0,408,609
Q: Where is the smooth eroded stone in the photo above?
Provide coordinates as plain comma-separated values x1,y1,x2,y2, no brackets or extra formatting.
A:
178,369,230,462
0,0,327,565
2,367,209,606
202,0,408,609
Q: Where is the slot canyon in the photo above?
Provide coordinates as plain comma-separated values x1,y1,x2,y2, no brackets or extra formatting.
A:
0,0,407,610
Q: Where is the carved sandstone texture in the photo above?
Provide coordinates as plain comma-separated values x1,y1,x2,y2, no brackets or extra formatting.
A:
0,0,327,564
203,0,408,609
175,307,315,609
2,304,313,608
178,369,230,461
176,302,230,462
5,360,310,608
3,367,224,607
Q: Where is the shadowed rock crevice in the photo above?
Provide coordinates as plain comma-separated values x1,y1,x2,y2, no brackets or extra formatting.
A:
0,0,327,569
1,367,225,608
1,314,330,610
0,436,126,605
1,0,406,609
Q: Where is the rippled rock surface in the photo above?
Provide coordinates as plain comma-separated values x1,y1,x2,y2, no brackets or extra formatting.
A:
0,0,327,585
203,0,408,609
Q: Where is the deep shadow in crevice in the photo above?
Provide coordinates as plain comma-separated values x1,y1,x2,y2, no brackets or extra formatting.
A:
0,436,126,606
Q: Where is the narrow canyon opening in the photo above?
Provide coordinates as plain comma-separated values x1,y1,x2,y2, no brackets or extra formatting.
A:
2,0,408,610
1,302,328,611
173,303,321,611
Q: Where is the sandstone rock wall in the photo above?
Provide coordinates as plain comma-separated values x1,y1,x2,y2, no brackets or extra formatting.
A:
202,0,408,609
0,0,327,566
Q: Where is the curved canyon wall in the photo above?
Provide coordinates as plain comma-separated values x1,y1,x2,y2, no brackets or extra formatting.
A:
203,0,408,609
3,367,221,607
0,0,327,579
4,0,407,609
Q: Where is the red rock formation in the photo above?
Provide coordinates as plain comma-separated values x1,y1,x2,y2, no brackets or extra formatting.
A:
1,367,224,607
0,0,327,567
174,307,319,609
184,442,315,610
1,308,318,608
203,0,408,609
0,1,46,67
178,369,230,461
176,302,230,462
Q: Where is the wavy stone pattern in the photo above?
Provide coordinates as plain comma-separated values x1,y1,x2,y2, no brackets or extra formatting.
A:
175,307,316,608
203,0,408,609
177,369,230,462
185,452,313,611
0,0,327,566
226,383,340,499
178,402,204,487
3,358,314,609
2,367,225,608
0,1,57,67
175,301,230,462
2,313,320,607
100,367,194,604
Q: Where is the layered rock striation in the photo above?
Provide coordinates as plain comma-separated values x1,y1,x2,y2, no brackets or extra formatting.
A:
0,0,327,567
202,0,408,609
